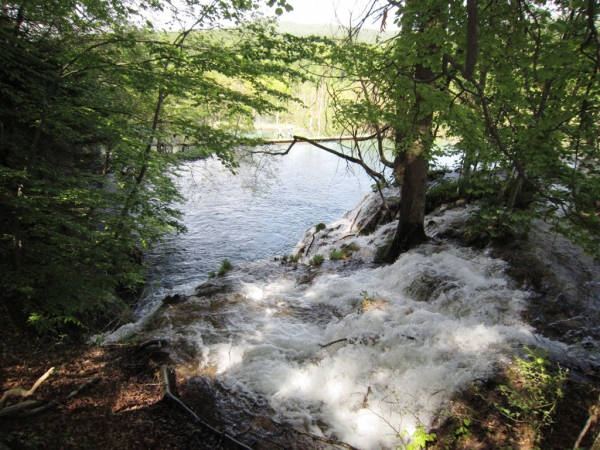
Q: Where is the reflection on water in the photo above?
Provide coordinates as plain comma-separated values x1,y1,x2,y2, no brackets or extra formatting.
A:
142,143,376,310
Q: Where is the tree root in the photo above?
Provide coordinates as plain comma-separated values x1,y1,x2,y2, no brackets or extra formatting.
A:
159,366,253,450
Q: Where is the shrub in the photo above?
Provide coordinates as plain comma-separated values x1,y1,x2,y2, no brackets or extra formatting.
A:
426,180,461,214
464,205,532,245
491,346,567,446
315,223,327,232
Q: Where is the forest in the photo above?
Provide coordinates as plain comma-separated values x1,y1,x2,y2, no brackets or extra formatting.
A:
1,0,598,334
1,0,600,448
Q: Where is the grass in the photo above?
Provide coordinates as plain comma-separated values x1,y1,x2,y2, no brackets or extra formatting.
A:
330,242,360,261
217,259,232,277
329,249,346,260
309,254,324,266
282,254,299,263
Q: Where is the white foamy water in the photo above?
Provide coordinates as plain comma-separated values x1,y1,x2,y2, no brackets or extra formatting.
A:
134,193,568,449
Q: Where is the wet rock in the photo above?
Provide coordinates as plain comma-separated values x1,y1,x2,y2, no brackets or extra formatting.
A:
162,293,187,305
194,279,231,297
491,223,600,343
296,269,319,285
405,270,460,302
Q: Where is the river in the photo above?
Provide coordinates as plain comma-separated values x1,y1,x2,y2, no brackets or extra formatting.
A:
142,143,377,313
118,143,599,449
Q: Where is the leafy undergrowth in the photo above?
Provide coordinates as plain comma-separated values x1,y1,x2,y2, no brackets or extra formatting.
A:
428,371,598,450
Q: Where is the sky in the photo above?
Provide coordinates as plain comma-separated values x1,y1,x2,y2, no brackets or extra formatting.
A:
274,0,383,27
148,0,388,31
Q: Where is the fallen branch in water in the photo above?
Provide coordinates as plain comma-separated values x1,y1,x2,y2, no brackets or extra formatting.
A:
0,367,54,408
319,338,348,348
159,367,253,450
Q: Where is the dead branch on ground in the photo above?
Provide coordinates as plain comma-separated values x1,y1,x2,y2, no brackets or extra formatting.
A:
0,367,54,408
159,366,254,450
0,372,102,419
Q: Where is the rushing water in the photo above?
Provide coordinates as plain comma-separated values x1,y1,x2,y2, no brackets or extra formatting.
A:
142,143,377,311
115,144,600,449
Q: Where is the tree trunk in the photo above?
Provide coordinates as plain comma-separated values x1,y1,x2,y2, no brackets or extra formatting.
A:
384,128,430,261
384,61,434,262
506,172,523,211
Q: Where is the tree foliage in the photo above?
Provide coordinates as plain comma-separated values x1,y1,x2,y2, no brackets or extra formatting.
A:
307,0,600,260
0,0,298,333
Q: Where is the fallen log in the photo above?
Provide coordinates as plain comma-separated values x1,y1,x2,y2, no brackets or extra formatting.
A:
159,367,253,450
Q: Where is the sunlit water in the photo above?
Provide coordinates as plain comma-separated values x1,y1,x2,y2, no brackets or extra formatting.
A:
117,144,600,449
142,143,377,312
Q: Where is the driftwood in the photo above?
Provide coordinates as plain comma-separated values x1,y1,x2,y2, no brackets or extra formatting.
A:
0,367,54,408
159,367,253,450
